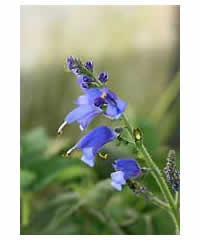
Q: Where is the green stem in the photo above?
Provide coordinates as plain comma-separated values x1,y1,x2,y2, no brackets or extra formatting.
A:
121,113,180,233
139,143,179,232
151,195,169,209
120,114,134,139
21,192,31,227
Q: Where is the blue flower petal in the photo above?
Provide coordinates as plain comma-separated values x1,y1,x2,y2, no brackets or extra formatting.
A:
78,109,102,131
113,159,141,180
81,147,95,167
74,95,90,105
77,126,117,152
99,87,127,119
111,171,126,191
70,126,117,166
85,88,102,102
65,105,102,130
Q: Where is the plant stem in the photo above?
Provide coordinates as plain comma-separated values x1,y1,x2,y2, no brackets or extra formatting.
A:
150,195,169,209
138,143,180,232
121,113,180,233
120,114,133,139
21,192,31,227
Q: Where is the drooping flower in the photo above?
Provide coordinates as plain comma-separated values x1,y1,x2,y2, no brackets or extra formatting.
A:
66,126,117,167
111,159,141,191
77,87,127,119
58,87,127,133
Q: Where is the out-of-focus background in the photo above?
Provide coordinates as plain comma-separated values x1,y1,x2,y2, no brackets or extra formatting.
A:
20,5,180,235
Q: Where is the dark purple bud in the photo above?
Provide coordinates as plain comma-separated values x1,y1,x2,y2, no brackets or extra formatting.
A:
114,127,123,134
140,186,147,193
98,72,108,83
84,61,93,71
164,167,168,172
82,82,89,89
75,68,81,75
172,183,179,191
94,97,106,107
83,75,92,83
66,56,76,70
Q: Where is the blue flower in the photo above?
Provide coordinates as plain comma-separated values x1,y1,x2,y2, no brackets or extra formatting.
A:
58,87,126,133
78,87,127,119
66,126,117,167
101,87,127,119
58,104,103,134
111,159,141,191
98,72,108,83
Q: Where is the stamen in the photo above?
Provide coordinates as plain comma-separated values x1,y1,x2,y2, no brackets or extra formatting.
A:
100,92,107,99
65,146,76,157
98,152,108,159
57,121,67,135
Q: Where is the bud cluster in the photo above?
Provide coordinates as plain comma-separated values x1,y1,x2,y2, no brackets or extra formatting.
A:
164,150,180,191
126,179,148,197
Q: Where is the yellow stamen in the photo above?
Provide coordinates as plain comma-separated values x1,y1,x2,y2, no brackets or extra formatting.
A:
100,92,107,99
99,152,108,159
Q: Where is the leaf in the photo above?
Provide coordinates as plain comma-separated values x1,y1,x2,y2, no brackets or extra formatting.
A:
20,169,37,191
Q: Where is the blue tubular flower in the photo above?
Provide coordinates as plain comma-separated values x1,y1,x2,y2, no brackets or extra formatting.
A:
102,87,127,119
58,104,103,133
78,87,126,119
58,87,126,133
66,126,117,167
111,159,141,191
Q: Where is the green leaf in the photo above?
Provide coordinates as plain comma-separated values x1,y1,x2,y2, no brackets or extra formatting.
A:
20,169,37,191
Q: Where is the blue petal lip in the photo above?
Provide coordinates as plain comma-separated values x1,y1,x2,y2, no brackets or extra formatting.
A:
111,171,126,191
68,126,117,167
77,126,117,151
113,159,141,180
81,147,95,167
78,110,101,131
74,95,90,105
65,104,102,130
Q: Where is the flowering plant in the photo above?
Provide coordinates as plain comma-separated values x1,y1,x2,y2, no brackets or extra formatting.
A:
57,56,180,234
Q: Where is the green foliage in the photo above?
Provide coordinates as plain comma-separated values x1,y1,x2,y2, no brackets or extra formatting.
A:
20,125,179,235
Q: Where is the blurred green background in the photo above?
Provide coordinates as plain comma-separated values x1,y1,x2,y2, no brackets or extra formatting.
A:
20,5,180,235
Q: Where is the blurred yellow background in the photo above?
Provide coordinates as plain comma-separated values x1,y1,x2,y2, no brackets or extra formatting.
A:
20,5,179,138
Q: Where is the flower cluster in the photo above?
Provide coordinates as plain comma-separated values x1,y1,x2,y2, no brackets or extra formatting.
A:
164,150,180,191
58,57,142,191
58,57,127,133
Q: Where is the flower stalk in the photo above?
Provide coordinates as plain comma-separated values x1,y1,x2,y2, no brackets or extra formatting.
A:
59,56,180,234
121,113,179,233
